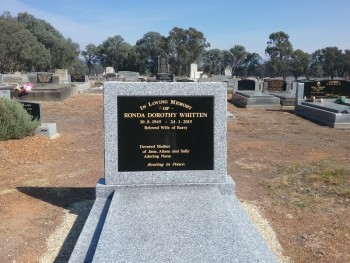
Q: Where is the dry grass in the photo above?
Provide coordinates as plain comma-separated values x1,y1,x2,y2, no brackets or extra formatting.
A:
265,161,350,208
264,161,350,262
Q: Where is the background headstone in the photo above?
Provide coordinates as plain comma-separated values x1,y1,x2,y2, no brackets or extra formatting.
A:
302,80,350,98
237,79,256,91
54,69,69,84
156,53,173,82
70,74,87,83
105,67,115,74
36,73,53,84
225,66,232,77
266,79,287,92
18,101,42,122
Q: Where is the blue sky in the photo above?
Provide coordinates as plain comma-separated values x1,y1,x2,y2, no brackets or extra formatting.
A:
2,0,350,59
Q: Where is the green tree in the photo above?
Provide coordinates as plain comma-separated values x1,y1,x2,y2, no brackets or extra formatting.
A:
289,49,310,79
202,49,224,75
135,32,167,75
98,35,131,72
241,52,261,77
81,43,99,75
0,17,50,73
224,45,248,76
123,46,142,72
319,47,343,79
17,12,80,70
342,50,350,79
308,50,323,78
168,27,210,76
265,31,293,78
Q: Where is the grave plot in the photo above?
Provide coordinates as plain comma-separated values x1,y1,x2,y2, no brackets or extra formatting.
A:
263,79,296,108
69,82,277,262
231,79,281,109
295,80,350,128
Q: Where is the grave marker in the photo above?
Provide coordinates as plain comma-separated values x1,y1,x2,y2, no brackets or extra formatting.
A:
303,80,350,98
266,79,286,92
156,53,173,82
70,82,277,262
225,66,232,77
104,83,226,184
18,101,42,122
295,82,350,128
36,73,53,83
117,96,214,172
71,74,86,82
54,69,69,83
237,79,256,90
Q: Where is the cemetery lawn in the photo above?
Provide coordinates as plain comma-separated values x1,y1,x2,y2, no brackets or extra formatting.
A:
0,92,349,262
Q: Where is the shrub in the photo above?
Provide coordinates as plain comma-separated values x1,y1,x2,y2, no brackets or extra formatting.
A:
0,98,40,140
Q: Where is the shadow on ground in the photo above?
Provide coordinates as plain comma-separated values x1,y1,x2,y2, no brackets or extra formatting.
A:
17,187,95,262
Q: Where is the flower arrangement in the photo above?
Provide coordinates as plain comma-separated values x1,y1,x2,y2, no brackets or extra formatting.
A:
14,82,33,96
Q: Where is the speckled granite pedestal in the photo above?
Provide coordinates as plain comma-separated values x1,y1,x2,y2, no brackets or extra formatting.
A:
69,82,277,263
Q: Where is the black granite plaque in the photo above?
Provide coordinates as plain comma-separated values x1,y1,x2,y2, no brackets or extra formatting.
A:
267,80,286,91
19,101,41,121
37,73,53,83
71,74,85,82
118,96,214,171
237,79,255,90
303,80,350,98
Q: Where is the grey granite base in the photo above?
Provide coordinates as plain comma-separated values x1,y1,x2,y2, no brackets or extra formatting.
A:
13,85,78,101
231,91,281,109
70,177,277,263
295,102,350,128
269,92,296,107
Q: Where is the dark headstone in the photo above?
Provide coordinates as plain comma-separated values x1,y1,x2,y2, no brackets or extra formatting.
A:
156,53,173,82
157,52,169,74
237,79,255,91
19,101,41,121
71,74,86,82
37,73,53,83
303,80,350,98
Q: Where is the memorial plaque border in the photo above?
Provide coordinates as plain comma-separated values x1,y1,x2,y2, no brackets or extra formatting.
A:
104,82,227,185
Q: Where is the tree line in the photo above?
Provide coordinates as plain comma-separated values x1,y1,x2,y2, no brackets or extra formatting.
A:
1,12,350,79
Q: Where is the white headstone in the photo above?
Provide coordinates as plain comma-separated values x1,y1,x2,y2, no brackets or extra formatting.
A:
190,63,198,78
55,69,69,84
224,66,232,77
105,67,115,74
